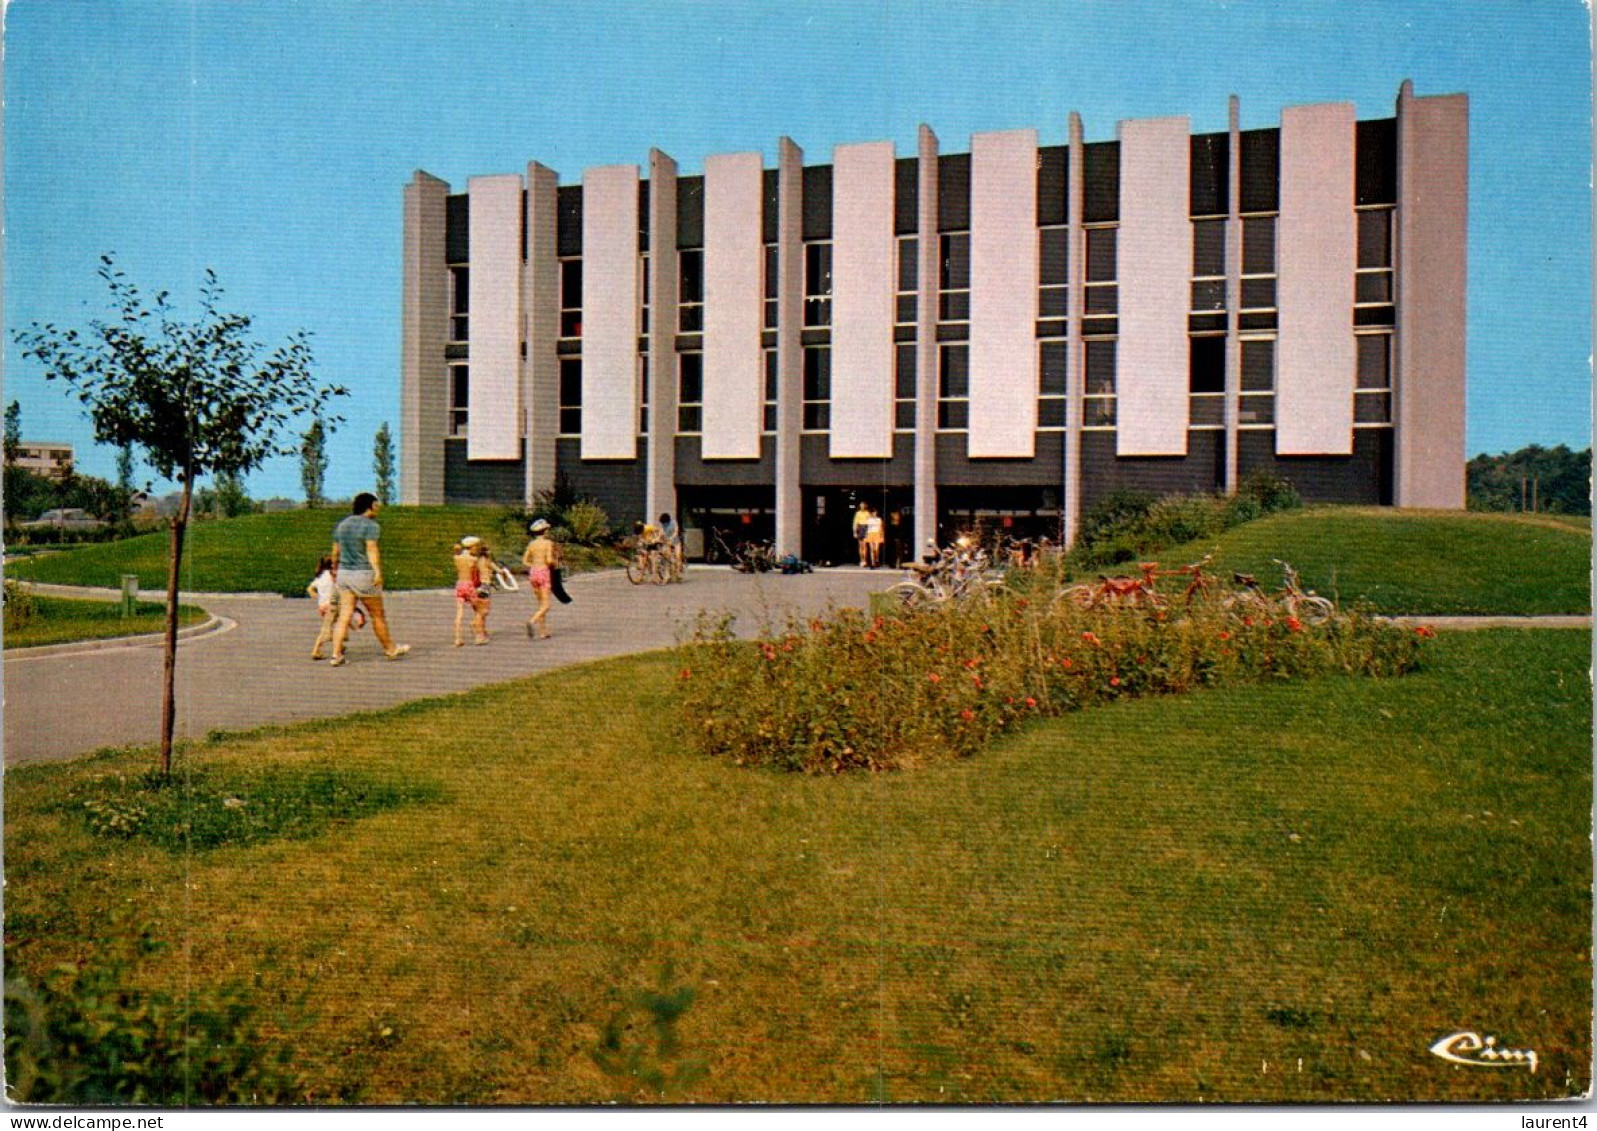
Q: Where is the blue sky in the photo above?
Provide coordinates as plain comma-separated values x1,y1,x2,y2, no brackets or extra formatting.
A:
6,0,1591,499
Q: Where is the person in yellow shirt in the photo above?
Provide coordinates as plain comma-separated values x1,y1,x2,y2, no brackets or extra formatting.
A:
852,501,871,567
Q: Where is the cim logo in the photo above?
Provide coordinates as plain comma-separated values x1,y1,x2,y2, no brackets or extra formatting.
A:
1429,1030,1539,1074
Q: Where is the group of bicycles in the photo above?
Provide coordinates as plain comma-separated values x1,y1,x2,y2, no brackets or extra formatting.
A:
888,536,1335,624
1057,553,1335,623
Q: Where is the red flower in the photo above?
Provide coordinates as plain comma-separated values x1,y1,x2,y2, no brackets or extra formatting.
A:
928,672,941,683
783,642,794,651
1243,617,1254,627
1285,616,1303,633
1109,676,1121,687
872,615,885,630
972,675,984,689
964,657,981,670
1017,598,1030,609
1025,697,1037,708
1081,631,1100,646
863,631,877,644
960,709,975,721
1061,658,1073,669
1218,631,1231,641
1415,625,1436,639
762,645,778,660
679,669,692,681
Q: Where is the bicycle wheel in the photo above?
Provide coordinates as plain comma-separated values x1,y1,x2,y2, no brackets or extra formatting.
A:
650,552,670,585
1294,595,1336,625
1058,584,1097,610
668,554,686,583
625,556,648,585
890,581,932,610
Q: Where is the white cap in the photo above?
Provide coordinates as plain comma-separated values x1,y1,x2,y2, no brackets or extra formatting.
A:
461,536,481,547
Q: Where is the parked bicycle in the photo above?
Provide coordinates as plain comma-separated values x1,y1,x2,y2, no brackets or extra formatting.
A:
1059,561,1164,610
890,542,1005,608
708,529,777,574
1228,559,1335,624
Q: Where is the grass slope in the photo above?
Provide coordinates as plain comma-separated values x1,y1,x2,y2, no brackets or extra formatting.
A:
6,506,619,595
1163,507,1591,615
4,596,207,649
5,629,1587,1103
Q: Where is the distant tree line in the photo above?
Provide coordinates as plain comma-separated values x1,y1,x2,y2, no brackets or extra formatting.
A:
1467,444,1591,515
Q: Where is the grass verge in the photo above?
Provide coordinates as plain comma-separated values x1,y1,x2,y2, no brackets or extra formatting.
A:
1159,507,1591,615
5,595,208,650
3,629,1588,1103
5,506,625,595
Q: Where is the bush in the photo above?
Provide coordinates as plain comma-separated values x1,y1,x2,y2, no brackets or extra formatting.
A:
5,924,304,1104
1237,469,1302,515
674,587,1424,774
563,501,611,546
3,578,38,625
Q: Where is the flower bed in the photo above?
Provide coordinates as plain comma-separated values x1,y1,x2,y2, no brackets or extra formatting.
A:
675,591,1426,773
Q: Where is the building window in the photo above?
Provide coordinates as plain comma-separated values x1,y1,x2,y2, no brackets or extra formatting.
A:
639,254,650,336
1039,225,1068,320
938,232,970,323
638,355,649,435
1084,225,1118,316
1238,337,1275,427
895,342,916,432
764,245,779,330
1083,338,1116,428
679,250,704,333
450,266,469,342
802,345,830,430
1038,339,1067,430
763,348,778,433
896,236,919,325
450,364,469,436
558,358,581,436
1355,331,1393,425
560,258,582,338
937,343,969,430
1189,334,1225,428
676,353,703,433
1190,218,1225,313
1356,206,1395,325
804,243,832,327
1240,215,1277,329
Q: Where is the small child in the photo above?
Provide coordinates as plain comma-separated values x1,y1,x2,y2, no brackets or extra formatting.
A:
308,555,364,660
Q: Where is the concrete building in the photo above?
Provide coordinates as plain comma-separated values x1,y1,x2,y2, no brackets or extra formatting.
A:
12,442,75,480
401,81,1467,563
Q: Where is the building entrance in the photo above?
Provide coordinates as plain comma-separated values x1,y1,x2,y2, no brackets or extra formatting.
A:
802,486,914,568
677,486,776,562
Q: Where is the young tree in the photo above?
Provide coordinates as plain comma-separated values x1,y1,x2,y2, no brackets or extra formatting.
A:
214,469,252,518
373,421,395,505
116,443,135,494
15,256,346,774
4,400,21,464
300,418,327,508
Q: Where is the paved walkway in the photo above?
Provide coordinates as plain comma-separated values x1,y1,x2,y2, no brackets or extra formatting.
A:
3,568,891,766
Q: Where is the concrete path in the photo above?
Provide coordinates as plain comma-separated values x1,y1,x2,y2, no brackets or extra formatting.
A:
3,567,891,766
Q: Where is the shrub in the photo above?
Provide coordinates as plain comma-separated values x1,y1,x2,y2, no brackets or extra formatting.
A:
675,587,1424,774
5,924,305,1104
1237,469,1302,515
3,578,38,625
563,501,611,546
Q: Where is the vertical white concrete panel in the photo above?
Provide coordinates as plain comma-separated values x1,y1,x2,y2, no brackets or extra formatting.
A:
466,174,524,460
580,165,641,460
968,129,1038,458
1277,102,1356,455
702,152,765,459
1116,116,1191,456
829,140,897,458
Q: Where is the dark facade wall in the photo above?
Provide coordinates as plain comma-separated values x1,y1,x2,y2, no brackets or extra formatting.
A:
1190,133,1228,215
1239,429,1393,505
555,439,648,525
446,194,469,262
1077,431,1225,513
1081,141,1119,223
1356,118,1397,205
637,180,650,250
936,432,1066,487
802,164,832,240
801,433,914,486
674,436,774,486
1038,145,1069,225
895,158,919,235
937,153,970,231
677,176,704,248
1239,128,1279,213
557,185,583,256
763,169,780,243
444,438,525,504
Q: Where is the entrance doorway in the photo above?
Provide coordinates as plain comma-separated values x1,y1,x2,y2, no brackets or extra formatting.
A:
678,486,776,562
802,486,913,567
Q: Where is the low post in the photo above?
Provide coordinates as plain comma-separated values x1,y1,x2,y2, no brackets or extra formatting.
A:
119,573,139,618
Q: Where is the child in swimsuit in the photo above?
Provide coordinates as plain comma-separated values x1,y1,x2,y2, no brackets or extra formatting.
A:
452,537,491,646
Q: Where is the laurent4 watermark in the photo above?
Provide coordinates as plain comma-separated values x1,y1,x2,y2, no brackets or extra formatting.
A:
1429,1029,1538,1073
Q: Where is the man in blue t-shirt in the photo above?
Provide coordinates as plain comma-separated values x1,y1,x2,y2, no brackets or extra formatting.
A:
328,492,410,666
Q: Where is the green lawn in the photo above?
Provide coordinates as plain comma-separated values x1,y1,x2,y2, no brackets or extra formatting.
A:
5,629,1587,1103
1162,507,1591,615
4,595,208,649
5,506,622,595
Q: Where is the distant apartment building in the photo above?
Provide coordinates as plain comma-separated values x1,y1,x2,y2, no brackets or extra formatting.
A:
12,441,75,480
400,80,1466,562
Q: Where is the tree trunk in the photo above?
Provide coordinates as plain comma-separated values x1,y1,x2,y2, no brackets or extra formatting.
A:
158,475,192,776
